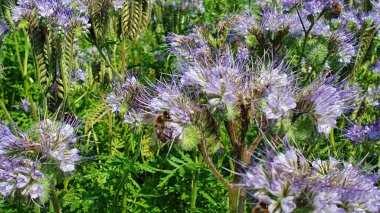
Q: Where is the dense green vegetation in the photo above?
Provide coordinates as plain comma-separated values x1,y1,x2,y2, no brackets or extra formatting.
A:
0,0,379,212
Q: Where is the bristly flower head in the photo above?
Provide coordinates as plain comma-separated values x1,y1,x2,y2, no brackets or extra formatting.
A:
12,0,89,30
106,74,147,126
142,80,197,141
297,74,359,134
242,140,380,212
177,46,245,107
0,117,82,200
345,119,380,143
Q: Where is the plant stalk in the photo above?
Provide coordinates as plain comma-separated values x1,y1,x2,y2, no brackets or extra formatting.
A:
50,184,62,213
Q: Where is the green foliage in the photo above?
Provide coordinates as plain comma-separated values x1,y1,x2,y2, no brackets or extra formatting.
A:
0,0,379,212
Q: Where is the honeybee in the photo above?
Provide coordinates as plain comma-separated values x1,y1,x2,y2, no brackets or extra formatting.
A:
330,1,342,18
252,202,269,213
155,111,174,142
64,112,79,126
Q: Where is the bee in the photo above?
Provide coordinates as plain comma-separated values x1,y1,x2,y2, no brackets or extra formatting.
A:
154,111,174,142
64,112,79,126
330,1,342,18
252,202,269,213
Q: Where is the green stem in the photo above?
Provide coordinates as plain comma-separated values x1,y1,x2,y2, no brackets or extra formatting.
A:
22,29,38,121
190,151,199,212
229,187,239,213
329,128,337,157
198,139,230,190
122,186,127,213
297,11,325,65
34,204,41,213
50,184,62,213
0,99,18,134
94,43,123,82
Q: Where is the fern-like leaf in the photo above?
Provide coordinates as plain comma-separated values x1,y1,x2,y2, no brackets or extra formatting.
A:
85,101,109,133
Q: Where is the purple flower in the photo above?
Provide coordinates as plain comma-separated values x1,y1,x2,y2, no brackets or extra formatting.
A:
168,26,210,60
330,28,357,64
304,1,328,17
345,119,380,143
282,0,298,11
106,75,148,126
16,174,30,188
112,0,126,10
0,156,45,199
344,124,371,143
0,182,15,197
51,148,81,172
36,0,56,18
11,0,34,22
29,184,44,199
263,87,296,119
71,68,87,83
242,141,380,212
299,75,358,134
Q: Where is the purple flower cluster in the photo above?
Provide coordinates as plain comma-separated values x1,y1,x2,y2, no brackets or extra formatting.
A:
12,0,89,30
345,119,380,143
0,156,45,199
0,119,81,200
106,75,148,126
297,75,358,134
243,143,380,212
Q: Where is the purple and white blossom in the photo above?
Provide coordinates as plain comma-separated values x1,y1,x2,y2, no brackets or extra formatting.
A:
0,118,81,199
242,142,380,212
106,75,148,126
12,0,89,29
263,87,296,119
0,156,45,199
299,75,358,134
345,119,380,143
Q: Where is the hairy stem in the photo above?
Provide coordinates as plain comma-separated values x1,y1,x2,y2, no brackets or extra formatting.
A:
50,185,62,213
22,29,38,121
198,139,231,190
190,150,199,212
94,43,123,82
329,128,337,157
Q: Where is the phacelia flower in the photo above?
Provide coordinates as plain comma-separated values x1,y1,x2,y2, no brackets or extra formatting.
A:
242,141,380,212
298,75,358,134
112,0,126,10
106,74,147,126
345,119,380,143
329,28,357,64
263,87,296,119
0,156,45,199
